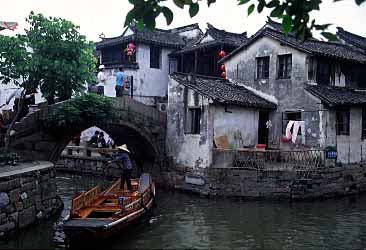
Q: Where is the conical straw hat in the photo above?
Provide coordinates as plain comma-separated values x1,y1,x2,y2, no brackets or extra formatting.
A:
117,144,130,153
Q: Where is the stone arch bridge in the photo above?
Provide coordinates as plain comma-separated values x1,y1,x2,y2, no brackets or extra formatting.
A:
8,96,167,166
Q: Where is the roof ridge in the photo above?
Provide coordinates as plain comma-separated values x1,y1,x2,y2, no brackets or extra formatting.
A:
337,27,366,41
169,23,200,32
171,72,229,82
207,22,247,37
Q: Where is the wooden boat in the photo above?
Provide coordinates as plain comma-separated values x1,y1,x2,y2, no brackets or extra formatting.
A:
63,173,155,242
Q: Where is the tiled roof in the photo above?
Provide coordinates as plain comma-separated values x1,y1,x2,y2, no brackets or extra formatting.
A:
171,23,247,55
170,72,276,109
96,23,200,49
220,20,366,64
337,27,366,52
305,85,366,107
206,23,247,46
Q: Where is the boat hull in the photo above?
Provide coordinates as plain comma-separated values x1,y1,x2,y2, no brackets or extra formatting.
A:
63,197,154,241
63,173,156,244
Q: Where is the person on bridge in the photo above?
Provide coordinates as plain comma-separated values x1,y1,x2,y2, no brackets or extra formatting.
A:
97,132,107,148
97,65,107,95
108,144,133,190
114,67,124,97
88,131,99,147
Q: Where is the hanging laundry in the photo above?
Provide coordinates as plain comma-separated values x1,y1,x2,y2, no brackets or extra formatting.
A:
291,121,305,144
283,120,306,144
284,120,295,141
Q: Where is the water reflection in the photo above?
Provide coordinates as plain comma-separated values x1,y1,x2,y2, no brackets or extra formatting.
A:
0,173,366,249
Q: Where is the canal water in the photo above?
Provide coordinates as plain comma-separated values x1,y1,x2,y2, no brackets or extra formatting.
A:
1,173,366,249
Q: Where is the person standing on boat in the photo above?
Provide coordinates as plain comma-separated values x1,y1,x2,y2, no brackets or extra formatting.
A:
108,144,133,190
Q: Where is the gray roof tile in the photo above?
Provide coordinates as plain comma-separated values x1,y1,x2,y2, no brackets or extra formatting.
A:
170,72,276,109
221,20,366,64
305,84,366,106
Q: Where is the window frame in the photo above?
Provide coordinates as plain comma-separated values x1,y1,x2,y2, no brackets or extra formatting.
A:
282,111,302,134
277,54,292,79
185,107,201,135
256,56,270,79
101,45,136,65
150,45,162,69
336,108,350,136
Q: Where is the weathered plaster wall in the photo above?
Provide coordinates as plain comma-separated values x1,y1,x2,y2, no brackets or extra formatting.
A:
224,36,322,149
103,44,173,105
213,105,259,148
166,78,213,169
325,107,366,164
0,162,63,238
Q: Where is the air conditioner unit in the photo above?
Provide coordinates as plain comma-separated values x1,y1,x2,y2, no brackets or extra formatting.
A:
157,103,167,113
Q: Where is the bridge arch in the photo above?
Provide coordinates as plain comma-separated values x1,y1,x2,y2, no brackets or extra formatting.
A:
8,96,166,165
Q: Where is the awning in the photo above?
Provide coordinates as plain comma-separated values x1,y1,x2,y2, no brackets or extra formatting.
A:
0,21,18,31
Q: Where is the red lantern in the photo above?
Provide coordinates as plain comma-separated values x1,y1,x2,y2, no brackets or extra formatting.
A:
221,71,226,78
220,64,225,71
218,50,226,58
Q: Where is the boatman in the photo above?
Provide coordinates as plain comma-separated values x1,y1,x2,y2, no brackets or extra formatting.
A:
108,144,133,190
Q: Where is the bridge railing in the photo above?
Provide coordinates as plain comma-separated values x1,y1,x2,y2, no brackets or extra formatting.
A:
61,146,118,159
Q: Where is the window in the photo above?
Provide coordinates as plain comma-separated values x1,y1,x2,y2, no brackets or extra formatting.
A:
101,45,136,65
283,111,302,134
150,45,161,69
336,108,350,136
308,56,316,81
256,57,269,79
362,108,366,139
278,54,292,79
186,108,201,134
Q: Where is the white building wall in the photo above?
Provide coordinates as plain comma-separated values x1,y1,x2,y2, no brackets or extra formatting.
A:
166,78,212,169
213,105,259,149
102,44,173,105
0,81,45,112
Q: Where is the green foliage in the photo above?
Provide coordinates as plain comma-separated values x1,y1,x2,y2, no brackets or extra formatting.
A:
25,12,96,102
0,35,30,85
0,12,96,103
124,0,365,40
43,94,117,135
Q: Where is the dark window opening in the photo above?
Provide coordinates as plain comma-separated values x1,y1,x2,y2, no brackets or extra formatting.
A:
101,45,136,65
256,57,269,79
283,111,302,134
336,108,350,136
186,108,201,134
150,45,161,69
362,108,366,139
278,54,292,79
308,57,316,81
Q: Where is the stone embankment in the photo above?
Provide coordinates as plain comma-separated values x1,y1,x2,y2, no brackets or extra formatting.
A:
161,164,366,200
0,161,63,238
57,148,366,200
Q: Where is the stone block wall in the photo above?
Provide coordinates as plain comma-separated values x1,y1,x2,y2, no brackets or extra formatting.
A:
57,154,366,200
0,163,63,238
56,156,120,178
56,156,164,182
159,163,366,200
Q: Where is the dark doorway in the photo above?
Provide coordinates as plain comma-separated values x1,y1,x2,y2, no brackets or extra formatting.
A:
258,111,269,146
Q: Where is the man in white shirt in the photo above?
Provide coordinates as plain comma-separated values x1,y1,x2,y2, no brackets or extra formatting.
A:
97,65,107,95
